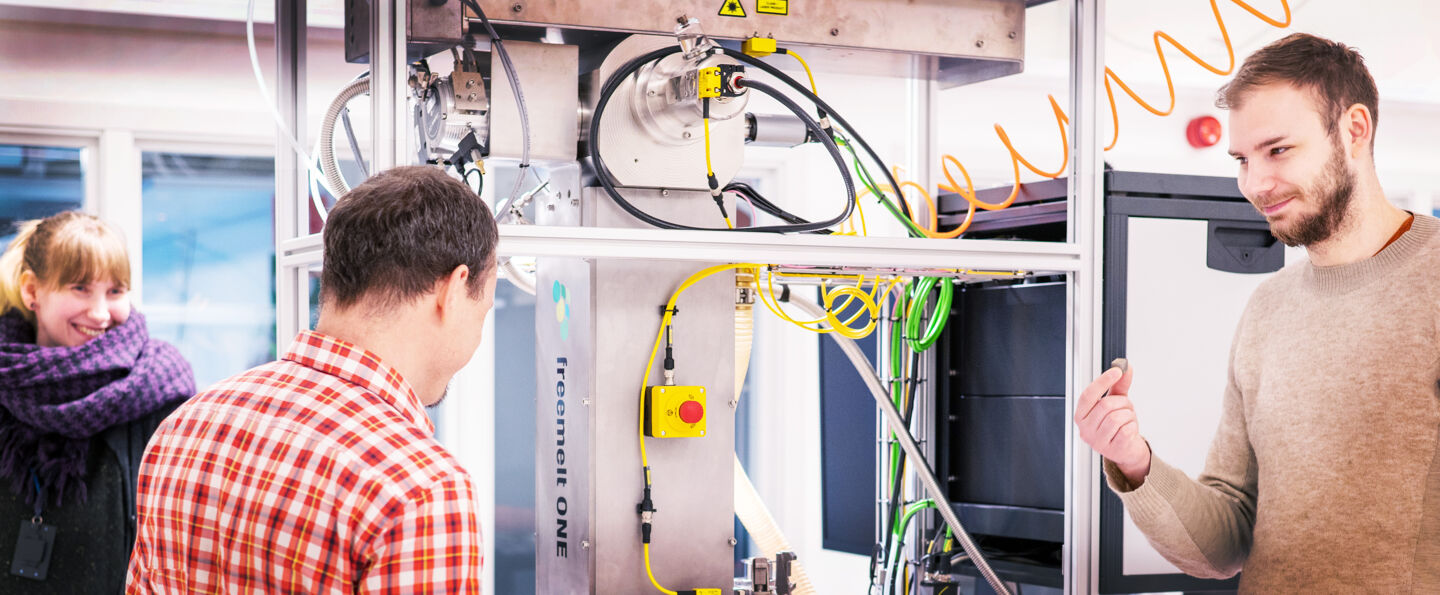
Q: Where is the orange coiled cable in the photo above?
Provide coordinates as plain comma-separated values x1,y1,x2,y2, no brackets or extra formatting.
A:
923,0,1292,238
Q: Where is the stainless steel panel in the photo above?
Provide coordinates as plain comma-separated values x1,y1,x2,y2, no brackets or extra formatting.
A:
409,0,461,42
529,161,585,228
588,187,736,594
593,35,745,191
472,0,1025,64
535,182,737,593
490,40,580,162
535,256,595,594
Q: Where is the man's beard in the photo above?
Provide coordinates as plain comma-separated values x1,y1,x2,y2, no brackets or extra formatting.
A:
431,382,453,408
1269,139,1356,247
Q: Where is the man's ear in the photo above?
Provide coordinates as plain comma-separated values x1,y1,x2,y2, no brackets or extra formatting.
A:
434,264,472,316
1343,103,1373,158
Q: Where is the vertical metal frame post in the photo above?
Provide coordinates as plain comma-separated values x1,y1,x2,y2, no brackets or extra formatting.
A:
370,0,409,172
275,0,307,345
1066,0,1105,593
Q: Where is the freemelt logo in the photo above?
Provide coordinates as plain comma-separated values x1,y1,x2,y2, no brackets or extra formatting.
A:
552,280,570,340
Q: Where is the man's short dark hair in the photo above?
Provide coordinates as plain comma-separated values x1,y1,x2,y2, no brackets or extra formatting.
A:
321,165,499,310
1217,33,1379,146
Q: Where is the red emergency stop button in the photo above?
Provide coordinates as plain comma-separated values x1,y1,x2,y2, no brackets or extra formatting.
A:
678,400,704,424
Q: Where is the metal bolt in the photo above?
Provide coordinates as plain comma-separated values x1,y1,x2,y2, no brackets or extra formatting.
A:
440,112,447,119
975,40,985,48
661,189,670,197
660,430,667,436
465,79,475,88
582,540,591,549
648,89,656,97
829,28,839,36
582,398,591,406
1008,31,1017,39
467,93,477,101
683,131,692,139
511,3,523,13
728,538,738,547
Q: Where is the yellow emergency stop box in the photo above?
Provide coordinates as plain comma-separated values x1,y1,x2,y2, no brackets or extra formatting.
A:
644,385,707,438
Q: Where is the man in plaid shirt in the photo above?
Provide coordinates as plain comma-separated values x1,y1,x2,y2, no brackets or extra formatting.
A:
126,166,496,593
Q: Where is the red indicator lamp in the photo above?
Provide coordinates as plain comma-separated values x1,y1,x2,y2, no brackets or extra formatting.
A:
1186,115,1222,148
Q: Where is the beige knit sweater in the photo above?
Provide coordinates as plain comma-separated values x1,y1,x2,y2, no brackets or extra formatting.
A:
1106,213,1440,593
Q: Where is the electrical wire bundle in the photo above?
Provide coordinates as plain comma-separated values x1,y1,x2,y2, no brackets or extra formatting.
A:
590,46,853,233
867,274,959,595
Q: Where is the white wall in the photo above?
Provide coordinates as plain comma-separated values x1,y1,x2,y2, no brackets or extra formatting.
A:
0,15,363,143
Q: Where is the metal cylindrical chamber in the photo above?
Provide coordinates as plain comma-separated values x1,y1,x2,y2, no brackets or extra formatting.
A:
745,112,812,148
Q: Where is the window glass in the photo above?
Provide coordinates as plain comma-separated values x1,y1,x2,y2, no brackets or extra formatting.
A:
0,144,85,244
141,152,276,388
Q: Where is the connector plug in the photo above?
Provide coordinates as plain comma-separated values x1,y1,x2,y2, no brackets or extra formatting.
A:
741,36,777,57
698,67,723,99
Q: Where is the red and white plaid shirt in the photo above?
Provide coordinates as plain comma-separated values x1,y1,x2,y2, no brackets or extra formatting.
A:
126,331,483,593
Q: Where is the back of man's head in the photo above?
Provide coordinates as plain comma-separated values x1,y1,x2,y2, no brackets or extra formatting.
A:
1217,32,1379,146
321,166,498,312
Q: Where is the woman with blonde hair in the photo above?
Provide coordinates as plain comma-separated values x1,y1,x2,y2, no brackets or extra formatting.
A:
0,211,193,593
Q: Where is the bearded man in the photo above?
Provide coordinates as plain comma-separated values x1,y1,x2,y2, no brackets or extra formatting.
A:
1074,33,1440,592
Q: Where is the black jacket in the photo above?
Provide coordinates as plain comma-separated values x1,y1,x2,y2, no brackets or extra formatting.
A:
0,405,177,594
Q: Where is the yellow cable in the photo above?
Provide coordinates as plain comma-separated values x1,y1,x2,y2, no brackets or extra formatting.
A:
703,114,729,228
849,185,868,236
638,264,896,592
703,117,715,177
643,544,678,595
758,270,883,338
779,273,871,328
783,49,818,96
639,263,763,594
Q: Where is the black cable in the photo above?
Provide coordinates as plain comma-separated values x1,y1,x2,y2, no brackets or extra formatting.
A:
878,345,928,594
460,0,535,223
884,350,924,595
589,48,854,233
723,181,821,229
463,164,484,196
721,48,914,223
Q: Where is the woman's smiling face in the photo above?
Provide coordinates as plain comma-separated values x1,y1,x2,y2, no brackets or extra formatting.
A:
26,277,131,347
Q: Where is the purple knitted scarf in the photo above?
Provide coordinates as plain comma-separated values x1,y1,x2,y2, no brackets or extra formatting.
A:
0,309,194,506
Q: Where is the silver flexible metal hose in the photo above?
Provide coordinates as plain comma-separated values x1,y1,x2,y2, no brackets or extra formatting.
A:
499,259,535,295
790,298,1011,595
320,78,371,197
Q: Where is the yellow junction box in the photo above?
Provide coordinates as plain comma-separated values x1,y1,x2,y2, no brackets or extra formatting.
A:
644,385,708,438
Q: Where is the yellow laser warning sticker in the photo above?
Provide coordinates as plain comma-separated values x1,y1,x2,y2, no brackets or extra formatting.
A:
757,0,787,15
718,0,746,18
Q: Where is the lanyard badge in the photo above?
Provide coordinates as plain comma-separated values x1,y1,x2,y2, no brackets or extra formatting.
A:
10,472,56,581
